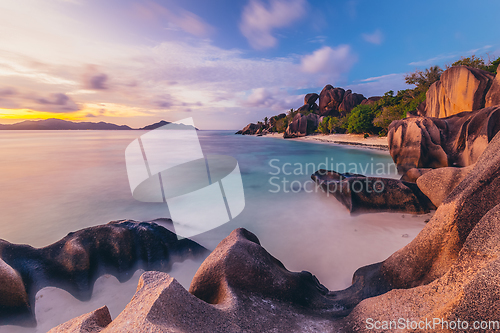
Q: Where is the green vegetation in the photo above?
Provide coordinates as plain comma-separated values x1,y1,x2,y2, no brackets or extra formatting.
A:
275,53,500,137
404,65,443,92
347,104,379,134
340,88,426,136
446,54,500,74
275,117,288,133
372,89,426,135
272,108,296,133
317,115,347,134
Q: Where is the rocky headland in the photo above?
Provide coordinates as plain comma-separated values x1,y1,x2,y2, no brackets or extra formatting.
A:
236,85,374,138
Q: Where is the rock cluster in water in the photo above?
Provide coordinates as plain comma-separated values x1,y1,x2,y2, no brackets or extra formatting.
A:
236,85,371,137
311,170,435,214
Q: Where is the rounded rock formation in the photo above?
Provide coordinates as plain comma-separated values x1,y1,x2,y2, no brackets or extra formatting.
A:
339,90,366,114
304,93,319,106
422,66,495,118
388,106,500,173
319,85,345,116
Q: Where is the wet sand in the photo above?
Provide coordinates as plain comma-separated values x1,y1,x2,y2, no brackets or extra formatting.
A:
261,132,389,150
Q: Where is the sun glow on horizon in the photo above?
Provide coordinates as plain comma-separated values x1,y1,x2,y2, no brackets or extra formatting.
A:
0,103,165,125
0,108,85,123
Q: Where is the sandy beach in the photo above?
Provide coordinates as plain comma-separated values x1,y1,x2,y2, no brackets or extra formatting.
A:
261,132,389,150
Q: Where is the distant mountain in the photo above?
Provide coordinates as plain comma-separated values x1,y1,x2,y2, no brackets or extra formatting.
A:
0,118,200,130
137,120,199,131
0,118,133,130
138,120,171,130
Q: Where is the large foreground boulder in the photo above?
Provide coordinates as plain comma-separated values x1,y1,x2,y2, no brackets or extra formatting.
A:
48,306,112,333
0,259,30,325
0,219,207,326
422,66,495,118
341,131,500,331
52,229,341,332
388,105,500,172
415,165,474,207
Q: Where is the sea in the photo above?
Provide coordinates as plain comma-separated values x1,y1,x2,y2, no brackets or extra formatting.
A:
0,130,430,332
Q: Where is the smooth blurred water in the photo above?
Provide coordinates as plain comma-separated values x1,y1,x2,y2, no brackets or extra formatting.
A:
0,130,430,332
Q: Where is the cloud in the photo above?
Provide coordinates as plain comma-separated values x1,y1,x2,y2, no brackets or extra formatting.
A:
36,92,71,105
408,54,458,67
240,0,306,50
362,29,383,45
0,88,80,113
82,66,109,90
346,73,408,97
88,73,108,90
133,1,214,37
242,87,302,110
300,45,357,84
243,87,274,107
0,0,361,128
408,45,493,67
308,36,328,44
33,92,79,112
156,100,173,108
0,87,17,97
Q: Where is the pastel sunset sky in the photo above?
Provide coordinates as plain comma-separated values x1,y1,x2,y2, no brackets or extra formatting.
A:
0,0,499,129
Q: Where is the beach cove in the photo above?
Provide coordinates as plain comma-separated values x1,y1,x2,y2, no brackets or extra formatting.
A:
0,130,429,332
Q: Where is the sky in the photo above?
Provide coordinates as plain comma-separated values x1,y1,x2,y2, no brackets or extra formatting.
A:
0,0,499,130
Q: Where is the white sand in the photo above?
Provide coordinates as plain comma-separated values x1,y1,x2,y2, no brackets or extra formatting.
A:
261,132,389,150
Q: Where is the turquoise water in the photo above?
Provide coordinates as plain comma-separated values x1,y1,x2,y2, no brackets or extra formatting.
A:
0,130,430,332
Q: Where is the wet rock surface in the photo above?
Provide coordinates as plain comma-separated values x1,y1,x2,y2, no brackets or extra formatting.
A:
0,219,207,326
51,229,344,332
311,170,435,214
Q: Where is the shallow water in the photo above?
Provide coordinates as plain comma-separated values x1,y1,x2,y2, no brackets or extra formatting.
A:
0,130,430,331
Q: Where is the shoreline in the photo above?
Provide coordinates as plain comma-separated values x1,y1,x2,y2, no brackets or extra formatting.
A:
259,132,389,151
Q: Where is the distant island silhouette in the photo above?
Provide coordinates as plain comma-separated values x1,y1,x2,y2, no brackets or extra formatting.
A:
0,119,197,130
